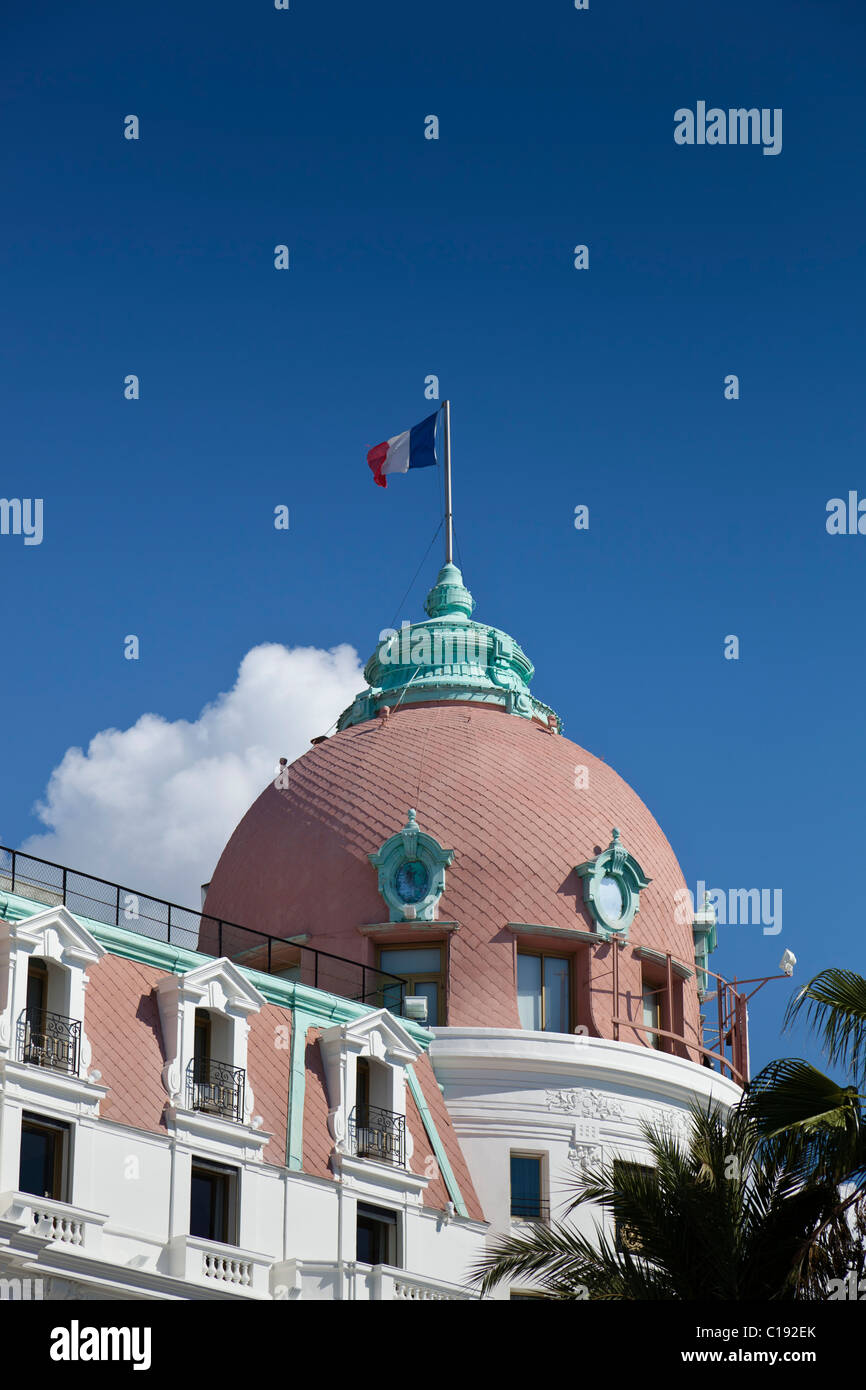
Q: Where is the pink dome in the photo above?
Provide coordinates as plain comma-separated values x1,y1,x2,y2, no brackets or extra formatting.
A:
202,701,701,1040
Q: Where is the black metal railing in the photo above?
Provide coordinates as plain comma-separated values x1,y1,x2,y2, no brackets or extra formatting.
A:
186,1057,245,1122
510,1197,551,1223
0,844,408,1015
17,1008,81,1076
349,1104,406,1166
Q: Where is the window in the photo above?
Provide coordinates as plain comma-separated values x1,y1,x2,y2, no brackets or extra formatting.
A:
18,961,81,1075
641,978,662,1050
156,959,265,1134
356,1202,399,1266
510,1153,547,1221
356,1057,370,1110
378,945,444,1026
190,1161,238,1245
350,1057,406,1164
186,1008,245,1121
517,952,570,1032
19,1114,69,1201
0,909,103,1095
613,1160,651,1253
26,960,47,1015
575,828,650,940
598,875,624,921
194,1009,212,1065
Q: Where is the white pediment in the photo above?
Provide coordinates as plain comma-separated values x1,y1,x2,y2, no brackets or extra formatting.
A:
3,905,105,967
326,1008,423,1066
157,956,266,1017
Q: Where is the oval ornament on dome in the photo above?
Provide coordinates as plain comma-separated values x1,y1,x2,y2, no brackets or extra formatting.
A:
368,810,455,922
575,828,651,940
395,859,430,904
597,875,624,922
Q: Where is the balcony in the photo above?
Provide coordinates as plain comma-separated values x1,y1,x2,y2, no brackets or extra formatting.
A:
510,1197,550,1224
348,1104,406,1166
16,1009,81,1077
186,1058,245,1123
164,1235,272,1297
367,1265,478,1301
1,1193,108,1256
272,1259,479,1301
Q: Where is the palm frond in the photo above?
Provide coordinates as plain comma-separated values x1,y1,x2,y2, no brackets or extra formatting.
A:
746,1058,861,1138
785,969,866,1083
470,1219,677,1299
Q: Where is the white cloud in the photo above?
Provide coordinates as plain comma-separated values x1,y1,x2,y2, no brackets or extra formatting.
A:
22,642,365,910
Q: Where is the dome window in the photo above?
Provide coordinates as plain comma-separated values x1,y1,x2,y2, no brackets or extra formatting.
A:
576,829,651,940
394,860,430,905
368,810,454,923
597,876,624,922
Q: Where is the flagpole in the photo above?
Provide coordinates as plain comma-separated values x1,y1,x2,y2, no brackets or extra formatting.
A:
442,399,453,564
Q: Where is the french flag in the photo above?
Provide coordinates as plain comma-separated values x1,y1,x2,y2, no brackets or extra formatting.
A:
367,410,439,488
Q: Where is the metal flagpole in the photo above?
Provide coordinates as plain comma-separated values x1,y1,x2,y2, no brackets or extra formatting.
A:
442,399,453,564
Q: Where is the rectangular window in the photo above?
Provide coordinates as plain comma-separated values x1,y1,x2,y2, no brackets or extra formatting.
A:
19,962,80,1075
378,945,444,1026
517,952,571,1033
190,1161,237,1245
356,1056,370,1109
26,960,47,1016
19,1114,69,1201
642,979,662,1050
510,1153,546,1221
517,953,542,1030
612,1160,651,1253
194,1010,212,1065
356,1202,399,1267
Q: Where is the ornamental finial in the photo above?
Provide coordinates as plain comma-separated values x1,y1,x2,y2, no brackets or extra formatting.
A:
423,563,474,620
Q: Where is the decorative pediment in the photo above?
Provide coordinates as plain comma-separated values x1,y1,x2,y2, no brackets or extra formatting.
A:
157,956,266,1018
1,904,105,971
575,829,651,940
369,810,454,922
325,1008,423,1066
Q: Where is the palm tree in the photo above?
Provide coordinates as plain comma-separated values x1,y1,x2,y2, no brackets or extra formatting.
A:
745,968,866,1285
747,969,865,1167
472,1100,849,1299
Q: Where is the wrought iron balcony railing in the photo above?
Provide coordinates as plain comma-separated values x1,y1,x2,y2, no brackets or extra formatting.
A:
186,1057,245,1123
16,1008,81,1076
510,1197,551,1223
349,1104,406,1167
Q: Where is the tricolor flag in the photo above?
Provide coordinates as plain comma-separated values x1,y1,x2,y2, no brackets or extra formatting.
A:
367,410,439,488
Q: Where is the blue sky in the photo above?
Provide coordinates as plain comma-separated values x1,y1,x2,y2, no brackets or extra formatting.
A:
1,0,864,1076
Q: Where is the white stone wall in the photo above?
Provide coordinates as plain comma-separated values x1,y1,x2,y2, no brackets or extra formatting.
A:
0,1066,487,1300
